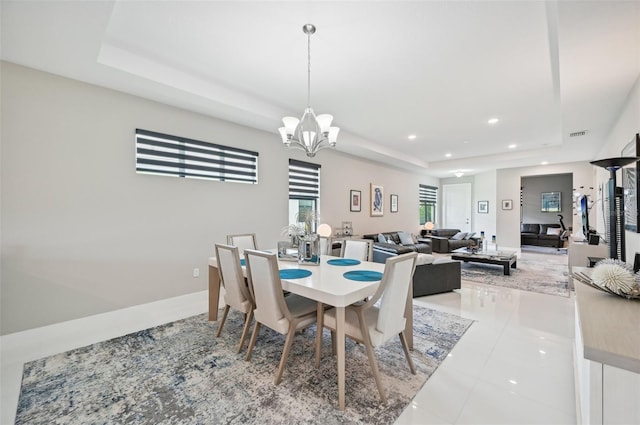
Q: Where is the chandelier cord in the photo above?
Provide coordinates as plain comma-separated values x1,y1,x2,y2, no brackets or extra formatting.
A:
307,28,311,108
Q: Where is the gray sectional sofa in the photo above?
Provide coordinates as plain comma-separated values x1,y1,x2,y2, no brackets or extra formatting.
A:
430,229,479,253
362,231,461,297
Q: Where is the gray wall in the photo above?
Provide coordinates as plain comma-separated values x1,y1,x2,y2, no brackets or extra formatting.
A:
521,174,573,225
0,61,438,334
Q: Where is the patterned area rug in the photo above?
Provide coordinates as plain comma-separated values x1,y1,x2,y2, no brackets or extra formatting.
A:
16,306,473,425
460,257,570,297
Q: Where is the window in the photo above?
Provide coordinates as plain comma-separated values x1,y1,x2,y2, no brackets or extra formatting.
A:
135,129,258,184
288,159,320,229
419,184,437,225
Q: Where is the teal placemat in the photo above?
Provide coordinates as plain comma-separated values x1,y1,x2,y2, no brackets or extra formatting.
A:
343,270,383,282
327,258,361,266
279,269,312,279
240,259,246,266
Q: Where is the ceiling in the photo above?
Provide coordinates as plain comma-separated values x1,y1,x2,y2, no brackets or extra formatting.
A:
2,1,639,178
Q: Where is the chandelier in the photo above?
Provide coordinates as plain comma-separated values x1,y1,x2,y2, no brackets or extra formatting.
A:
278,24,339,157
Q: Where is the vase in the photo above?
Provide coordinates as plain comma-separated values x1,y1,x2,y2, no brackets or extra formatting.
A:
298,233,320,265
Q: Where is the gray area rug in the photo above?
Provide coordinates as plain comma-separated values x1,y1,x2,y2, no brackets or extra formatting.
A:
16,306,473,424
460,257,570,297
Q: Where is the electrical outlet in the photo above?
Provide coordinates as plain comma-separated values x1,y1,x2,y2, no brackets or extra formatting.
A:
192,268,200,278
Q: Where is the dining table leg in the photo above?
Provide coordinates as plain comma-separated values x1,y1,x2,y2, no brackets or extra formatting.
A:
336,306,346,410
208,265,220,321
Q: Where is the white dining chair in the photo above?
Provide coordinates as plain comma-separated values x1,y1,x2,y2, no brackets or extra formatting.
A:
226,233,258,256
340,239,373,262
315,252,418,404
243,249,318,385
214,244,254,353
319,236,332,255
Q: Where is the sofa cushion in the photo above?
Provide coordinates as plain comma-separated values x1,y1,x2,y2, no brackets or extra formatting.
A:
521,223,540,234
451,231,466,240
539,224,561,235
398,232,414,245
546,227,562,236
431,229,460,238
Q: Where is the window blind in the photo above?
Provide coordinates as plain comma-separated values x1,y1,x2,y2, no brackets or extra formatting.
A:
288,159,321,200
419,184,437,203
135,129,258,184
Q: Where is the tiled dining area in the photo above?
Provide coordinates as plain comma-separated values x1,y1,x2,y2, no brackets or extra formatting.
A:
1,251,577,424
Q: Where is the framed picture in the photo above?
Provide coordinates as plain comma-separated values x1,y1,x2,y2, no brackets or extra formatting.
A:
390,194,398,213
370,183,384,216
350,190,361,212
622,133,640,232
541,192,561,212
502,199,513,210
478,200,489,214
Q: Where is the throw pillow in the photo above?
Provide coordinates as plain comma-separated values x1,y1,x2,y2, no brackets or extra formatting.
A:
386,239,396,245
398,232,414,245
377,233,387,243
451,231,466,240
464,232,476,240
546,227,562,236
411,233,419,244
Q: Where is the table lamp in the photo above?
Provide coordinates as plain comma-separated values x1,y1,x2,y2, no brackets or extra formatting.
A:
317,223,332,238
424,222,434,234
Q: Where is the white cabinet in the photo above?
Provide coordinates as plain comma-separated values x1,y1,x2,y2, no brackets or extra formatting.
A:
573,271,640,425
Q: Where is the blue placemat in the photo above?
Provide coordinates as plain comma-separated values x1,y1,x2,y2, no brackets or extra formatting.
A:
343,270,383,282
279,269,312,279
327,258,361,266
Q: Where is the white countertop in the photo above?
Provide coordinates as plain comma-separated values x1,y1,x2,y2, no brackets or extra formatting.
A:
573,267,640,374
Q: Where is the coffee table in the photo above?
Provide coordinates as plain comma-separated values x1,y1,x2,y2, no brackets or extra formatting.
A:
451,247,518,275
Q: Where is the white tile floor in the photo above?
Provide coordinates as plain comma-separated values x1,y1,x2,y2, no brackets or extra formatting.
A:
0,251,577,424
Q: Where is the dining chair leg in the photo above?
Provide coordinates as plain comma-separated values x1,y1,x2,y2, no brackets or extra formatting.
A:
216,305,230,337
357,314,387,404
399,331,417,374
275,324,297,385
237,310,254,353
315,303,324,367
245,321,261,361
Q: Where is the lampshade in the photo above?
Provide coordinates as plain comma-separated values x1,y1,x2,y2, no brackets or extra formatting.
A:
424,221,434,231
317,223,332,237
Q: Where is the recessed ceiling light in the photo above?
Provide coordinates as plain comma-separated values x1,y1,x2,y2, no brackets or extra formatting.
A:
488,118,499,125
508,144,517,149
541,161,549,165
408,134,417,140
445,153,452,158
454,172,464,178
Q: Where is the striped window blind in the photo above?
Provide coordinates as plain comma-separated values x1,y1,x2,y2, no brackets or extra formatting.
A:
288,159,321,200
419,184,437,204
135,129,258,184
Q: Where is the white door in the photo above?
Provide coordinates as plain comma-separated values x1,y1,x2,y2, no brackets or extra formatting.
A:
442,183,472,232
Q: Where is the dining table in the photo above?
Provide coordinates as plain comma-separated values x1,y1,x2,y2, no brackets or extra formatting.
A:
208,253,414,410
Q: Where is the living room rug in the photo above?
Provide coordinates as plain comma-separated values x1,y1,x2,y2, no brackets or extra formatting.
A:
16,306,473,425
460,256,570,297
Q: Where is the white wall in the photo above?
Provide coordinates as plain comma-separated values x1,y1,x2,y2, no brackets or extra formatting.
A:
594,74,640,257
0,62,437,334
